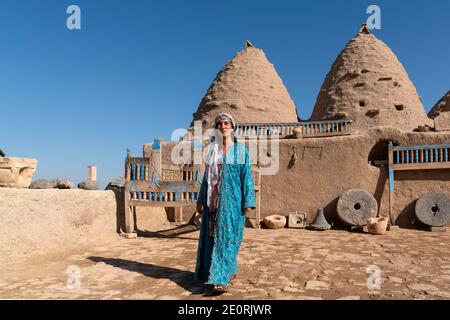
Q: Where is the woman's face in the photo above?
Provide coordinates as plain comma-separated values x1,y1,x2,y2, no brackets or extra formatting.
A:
216,120,233,138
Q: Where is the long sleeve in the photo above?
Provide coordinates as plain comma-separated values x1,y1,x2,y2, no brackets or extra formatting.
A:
241,147,256,210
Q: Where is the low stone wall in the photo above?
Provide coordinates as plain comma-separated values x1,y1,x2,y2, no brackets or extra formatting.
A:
0,188,169,267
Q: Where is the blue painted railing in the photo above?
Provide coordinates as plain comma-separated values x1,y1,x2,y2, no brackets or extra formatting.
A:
129,190,200,202
392,144,450,165
234,119,352,138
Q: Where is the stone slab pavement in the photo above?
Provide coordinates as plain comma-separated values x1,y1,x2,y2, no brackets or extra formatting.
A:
1,228,449,300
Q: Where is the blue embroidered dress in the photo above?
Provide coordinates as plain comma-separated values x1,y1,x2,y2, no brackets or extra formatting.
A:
195,142,256,285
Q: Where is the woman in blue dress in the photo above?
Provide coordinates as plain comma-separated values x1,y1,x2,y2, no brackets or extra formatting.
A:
195,112,256,294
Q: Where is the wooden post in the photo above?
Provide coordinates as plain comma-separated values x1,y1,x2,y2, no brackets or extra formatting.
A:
388,142,395,227
145,160,149,181
253,167,261,228
255,190,261,229
123,152,136,237
152,139,162,177
175,207,184,222
136,164,141,181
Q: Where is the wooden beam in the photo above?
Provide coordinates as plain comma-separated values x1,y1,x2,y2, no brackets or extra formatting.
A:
129,200,197,207
388,142,395,226
123,178,135,234
125,181,200,192
393,162,450,171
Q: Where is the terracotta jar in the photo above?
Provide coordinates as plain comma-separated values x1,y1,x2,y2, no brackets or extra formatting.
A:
367,217,388,235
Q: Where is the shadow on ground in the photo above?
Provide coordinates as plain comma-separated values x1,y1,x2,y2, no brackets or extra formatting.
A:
87,256,204,295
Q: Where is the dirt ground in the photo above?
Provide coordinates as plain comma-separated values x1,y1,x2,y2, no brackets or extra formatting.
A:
1,227,449,300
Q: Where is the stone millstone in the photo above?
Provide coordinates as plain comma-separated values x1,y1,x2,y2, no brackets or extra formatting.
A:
263,215,286,229
337,189,378,226
415,192,450,227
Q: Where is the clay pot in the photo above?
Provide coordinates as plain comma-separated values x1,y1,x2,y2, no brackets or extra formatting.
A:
367,217,388,235
293,127,303,139
263,215,287,229
0,157,38,188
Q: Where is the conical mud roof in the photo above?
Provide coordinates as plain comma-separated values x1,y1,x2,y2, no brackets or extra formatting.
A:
191,41,299,129
310,24,431,131
428,90,450,119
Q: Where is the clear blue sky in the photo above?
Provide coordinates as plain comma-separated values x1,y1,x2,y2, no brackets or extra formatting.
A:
1,0,449,188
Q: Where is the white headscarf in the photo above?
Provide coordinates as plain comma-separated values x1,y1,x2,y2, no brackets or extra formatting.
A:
214,112,236,129
205,112,236,207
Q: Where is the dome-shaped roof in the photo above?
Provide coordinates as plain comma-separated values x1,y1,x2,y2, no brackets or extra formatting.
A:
310,24,431,131
191,41,299,129
428,90,450,119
